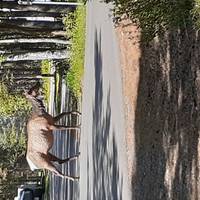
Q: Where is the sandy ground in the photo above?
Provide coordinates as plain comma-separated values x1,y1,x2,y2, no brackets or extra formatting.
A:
115,18,200,199
115,18,141,184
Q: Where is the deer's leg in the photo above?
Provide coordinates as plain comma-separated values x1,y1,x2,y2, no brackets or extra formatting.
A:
58,153,80,164
38,153,79,181
50,125,80,131
53,111,81,123
46,162,79,181
47,153,63,163
48,152,79,164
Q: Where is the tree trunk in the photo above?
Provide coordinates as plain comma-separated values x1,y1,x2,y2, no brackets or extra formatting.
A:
0,10,62,18
9,74,54,79
1,60,42,69
0,38,70,54
0,67,41,74
0,46,67,55
0,23,64,33
0,2,76,13
0,28,66,39
0,19,64,30
0,38,70,45
5,50,69,61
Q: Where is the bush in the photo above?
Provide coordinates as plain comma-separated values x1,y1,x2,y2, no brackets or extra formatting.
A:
192,0,200,28
0,83,30,116
0,55,5,64
0,126,26,169
114,0,193,41
63,5,86,97
41,59,52,104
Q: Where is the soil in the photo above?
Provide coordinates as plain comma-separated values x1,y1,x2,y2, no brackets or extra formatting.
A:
115,19,200,200
115,18,140,183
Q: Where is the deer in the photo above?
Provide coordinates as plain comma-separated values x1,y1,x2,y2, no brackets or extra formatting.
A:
24,83,81,181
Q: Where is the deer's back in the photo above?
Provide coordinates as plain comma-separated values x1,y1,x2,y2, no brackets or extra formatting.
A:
27,114,54,153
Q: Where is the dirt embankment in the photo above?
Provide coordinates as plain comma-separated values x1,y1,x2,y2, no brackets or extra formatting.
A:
115,19,140,183
116,19,200,200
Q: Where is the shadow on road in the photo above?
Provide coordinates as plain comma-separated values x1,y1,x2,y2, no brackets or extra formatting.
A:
86,29,123,200
134,26,200,200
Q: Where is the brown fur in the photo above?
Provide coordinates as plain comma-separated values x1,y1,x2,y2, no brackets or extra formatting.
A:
25,84,81,181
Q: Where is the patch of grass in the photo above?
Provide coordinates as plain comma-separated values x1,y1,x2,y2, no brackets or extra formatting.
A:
0,55,6,64
192,0,200,28
0,83,30,116
0,125,26,169
43,171,50,200
55,71,62,112
55,72,60,99
63,5,86,97
41,60,52,104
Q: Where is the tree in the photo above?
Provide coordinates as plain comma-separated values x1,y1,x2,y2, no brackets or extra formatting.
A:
0,1,76,13
114,0,193,40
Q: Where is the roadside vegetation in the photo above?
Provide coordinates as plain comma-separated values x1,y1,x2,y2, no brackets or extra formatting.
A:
0,125,26,169
43,172,50,200
113,0,200,41
192,0,200,27
0,83,30,116
0,55,5,64
63,5,86,97
41,60,52,104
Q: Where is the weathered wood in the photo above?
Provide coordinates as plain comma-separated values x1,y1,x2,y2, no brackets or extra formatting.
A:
0,2,76,13
0,47,67,55
0,68,40,74
20,1,83,6
5,49,69,61
0,23,65,34
0,38,70,45
0,60,42,68
1,48,66,55
0,28,66,39
13,77,41,81
0,10,62,18
0,19,64,30
6,74,53,79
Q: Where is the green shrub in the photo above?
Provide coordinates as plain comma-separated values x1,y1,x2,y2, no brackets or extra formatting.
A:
192,0,200,28
63,6,86,97
0,126,26,169
63,11,77,39
0,55,5,64
41,60,52,104
0,83,30,116
114,0,193,41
